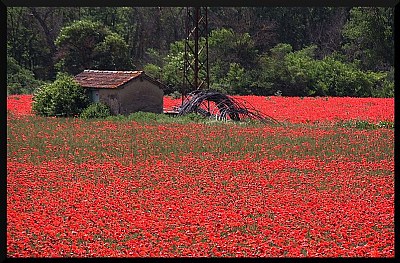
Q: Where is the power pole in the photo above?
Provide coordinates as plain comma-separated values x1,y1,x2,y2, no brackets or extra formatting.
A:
182,7,209,103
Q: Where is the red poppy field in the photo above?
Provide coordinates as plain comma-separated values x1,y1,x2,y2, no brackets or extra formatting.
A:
7,95,394,257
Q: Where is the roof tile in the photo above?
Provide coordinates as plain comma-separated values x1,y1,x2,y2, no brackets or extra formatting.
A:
74,70,144,89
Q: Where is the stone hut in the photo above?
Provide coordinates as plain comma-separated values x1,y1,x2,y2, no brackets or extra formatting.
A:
74,70,165,115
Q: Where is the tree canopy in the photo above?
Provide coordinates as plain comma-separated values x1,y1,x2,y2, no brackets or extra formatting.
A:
7,7,394,97
55,20,133,75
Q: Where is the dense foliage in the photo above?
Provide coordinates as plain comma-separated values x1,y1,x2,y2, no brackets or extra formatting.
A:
7,7,394,97
252,44,391,97
80,102,112,119
55,20,134,75
32,74,90,117
7,56,44,95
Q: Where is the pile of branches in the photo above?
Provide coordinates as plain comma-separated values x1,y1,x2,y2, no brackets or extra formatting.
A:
177,90,279,124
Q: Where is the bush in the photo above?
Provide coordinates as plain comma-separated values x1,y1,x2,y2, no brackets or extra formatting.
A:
32,73,90,117
307,56,388,97
370,67,394,98
255,43,394,97
80,102,111,119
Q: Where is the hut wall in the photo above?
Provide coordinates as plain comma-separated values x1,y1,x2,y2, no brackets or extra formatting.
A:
98,78,163,115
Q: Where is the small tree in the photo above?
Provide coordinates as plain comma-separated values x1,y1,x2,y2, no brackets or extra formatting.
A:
32,73,90,117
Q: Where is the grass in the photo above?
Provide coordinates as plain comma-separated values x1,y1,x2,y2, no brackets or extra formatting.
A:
7,113,393,166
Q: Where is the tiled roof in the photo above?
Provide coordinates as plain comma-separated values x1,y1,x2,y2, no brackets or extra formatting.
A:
74,70,145,89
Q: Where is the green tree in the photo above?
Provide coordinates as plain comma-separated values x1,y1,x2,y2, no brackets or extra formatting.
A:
155,40,186,93
7,7,50,79
252,43,293,95
208,28,257,93
216,63,251,95
92,33,131,70
265,7,349,57
144,40,191,94
7,55,44,95
55,20,133,75
209,28,257,70
7,7,81,80
342,7,394,71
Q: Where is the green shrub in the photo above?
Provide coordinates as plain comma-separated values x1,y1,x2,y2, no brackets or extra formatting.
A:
307,57,388,97
32,73,90,117
256,43,394,97
80,102,111,119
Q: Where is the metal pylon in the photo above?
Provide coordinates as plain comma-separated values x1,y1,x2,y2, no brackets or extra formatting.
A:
182,7,209,103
